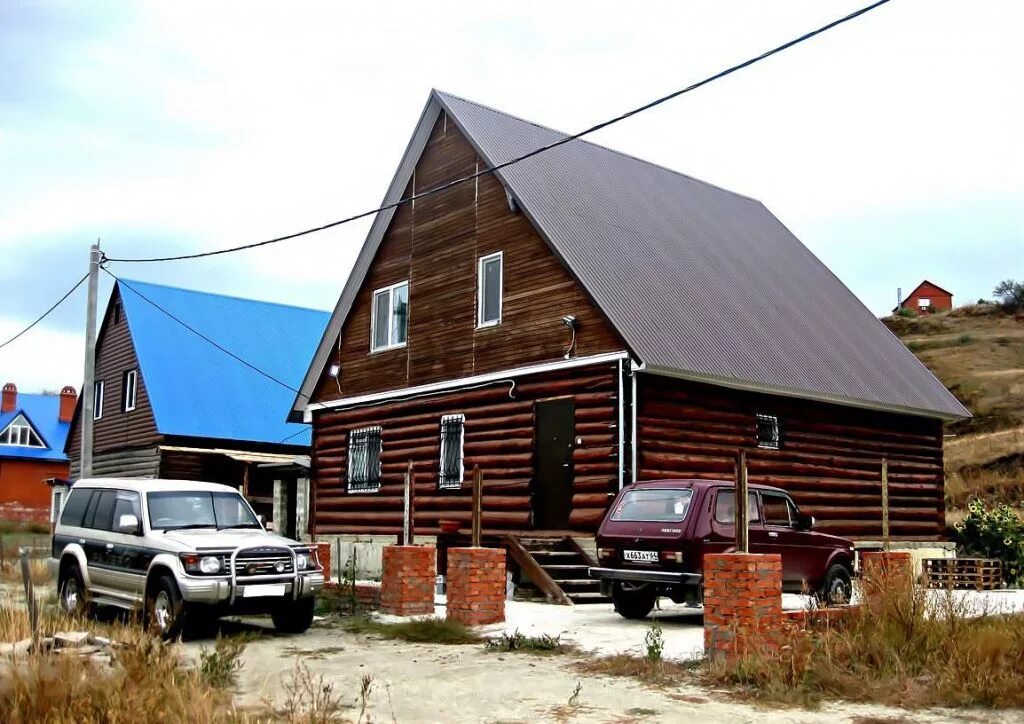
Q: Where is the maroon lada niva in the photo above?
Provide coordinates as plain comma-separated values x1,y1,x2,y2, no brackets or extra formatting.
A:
589,479,856,619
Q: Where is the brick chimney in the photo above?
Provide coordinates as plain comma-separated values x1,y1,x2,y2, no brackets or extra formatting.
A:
1,383,16,414
59,386,78,423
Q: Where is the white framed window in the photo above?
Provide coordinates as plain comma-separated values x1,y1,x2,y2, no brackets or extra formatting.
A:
0,415,45,447
438,414,465,489
918,297,931,308
477,252,503,327
347,426,382,493
123,369,138,412
93,380,104,420
371,281,409,352
756,413,781,450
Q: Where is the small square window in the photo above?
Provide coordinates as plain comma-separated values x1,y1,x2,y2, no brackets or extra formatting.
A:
371,282,409,352
438,414,465,489
347,427,382,493
477,252,502,327
756,413,781,450
123,369,138,412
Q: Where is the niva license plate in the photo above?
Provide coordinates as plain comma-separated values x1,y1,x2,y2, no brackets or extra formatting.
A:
623,550,658,562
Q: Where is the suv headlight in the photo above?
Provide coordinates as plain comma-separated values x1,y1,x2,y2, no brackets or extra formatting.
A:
180,553,225,575
295,553,310,571
199,556,222,574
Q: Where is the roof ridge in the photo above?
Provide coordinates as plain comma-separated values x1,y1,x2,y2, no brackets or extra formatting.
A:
118,278,330,316
433,89,761,204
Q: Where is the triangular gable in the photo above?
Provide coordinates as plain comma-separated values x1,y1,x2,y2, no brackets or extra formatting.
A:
0,412,47,448
905,280,954,300
293,90,969,421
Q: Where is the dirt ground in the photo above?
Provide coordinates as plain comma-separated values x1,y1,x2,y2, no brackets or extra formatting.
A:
181,616,1024,724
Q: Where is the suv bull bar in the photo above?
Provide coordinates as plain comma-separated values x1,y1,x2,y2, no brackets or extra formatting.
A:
588,567,703,586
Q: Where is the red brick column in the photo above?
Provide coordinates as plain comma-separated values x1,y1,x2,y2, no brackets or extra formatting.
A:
861,551,913,584
380,545,437,616
703,553,783,661
314,542,332,583
446,547,506,627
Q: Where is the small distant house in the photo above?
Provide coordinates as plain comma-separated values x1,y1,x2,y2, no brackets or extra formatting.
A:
896,280,953,314
66,280,330,538
0,382,75,524
291,89,969,592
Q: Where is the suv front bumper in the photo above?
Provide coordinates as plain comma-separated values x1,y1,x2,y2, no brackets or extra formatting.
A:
179,571,324,605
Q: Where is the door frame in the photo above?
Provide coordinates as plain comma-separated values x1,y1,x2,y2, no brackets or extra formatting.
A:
532,396,576,530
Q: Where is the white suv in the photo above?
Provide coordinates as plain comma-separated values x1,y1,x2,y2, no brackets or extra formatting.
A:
51,478,324,639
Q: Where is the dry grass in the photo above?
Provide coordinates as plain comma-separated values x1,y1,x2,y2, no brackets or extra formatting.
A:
945,426,1024,512
573,653,697,688
703,566,1024,709
341,615,482,644
0,557,52,586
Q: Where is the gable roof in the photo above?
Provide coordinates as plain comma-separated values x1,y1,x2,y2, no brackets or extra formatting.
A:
117,280,330,446
0,394,70,461
294,90,969,421
903,279,954,301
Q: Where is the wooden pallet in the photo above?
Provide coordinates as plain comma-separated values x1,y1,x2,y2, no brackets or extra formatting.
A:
922,558,1003,591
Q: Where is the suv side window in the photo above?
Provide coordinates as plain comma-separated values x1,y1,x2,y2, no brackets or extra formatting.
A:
713,491,761,524
112,491,142,531
85,490,118,531
762,493,793,527
59,489,94,527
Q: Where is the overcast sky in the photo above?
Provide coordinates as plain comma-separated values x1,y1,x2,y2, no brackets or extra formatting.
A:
2,1,1021,394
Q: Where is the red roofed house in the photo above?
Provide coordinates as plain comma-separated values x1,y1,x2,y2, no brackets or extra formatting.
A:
897,281,953,314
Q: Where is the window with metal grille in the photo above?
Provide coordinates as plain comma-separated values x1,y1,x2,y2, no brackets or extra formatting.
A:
347,426,382,493
438,414,465,489
756,413,781,450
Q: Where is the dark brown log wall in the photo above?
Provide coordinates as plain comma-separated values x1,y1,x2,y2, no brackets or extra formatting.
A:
68,288,159,460
312,114,624,403
636,376,945,540
312,363,621,536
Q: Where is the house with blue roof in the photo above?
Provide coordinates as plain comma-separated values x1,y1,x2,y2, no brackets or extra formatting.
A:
65,279,330,538
0,382,76,524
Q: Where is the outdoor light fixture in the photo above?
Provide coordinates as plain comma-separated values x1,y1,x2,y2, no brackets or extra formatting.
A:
328,363,340,378
561,315,578,359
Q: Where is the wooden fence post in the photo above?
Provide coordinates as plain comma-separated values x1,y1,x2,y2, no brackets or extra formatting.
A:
401,461,413,546
881,456,890,552
471,466,483,548
736,450,749,554
20,548,38,646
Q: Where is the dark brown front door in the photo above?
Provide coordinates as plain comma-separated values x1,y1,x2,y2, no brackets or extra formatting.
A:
533,398,575,529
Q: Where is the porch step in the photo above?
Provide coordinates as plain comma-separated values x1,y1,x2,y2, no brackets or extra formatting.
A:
506,535,609,605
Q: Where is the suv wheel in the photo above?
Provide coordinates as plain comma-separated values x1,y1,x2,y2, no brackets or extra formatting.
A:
271,597,315,634
58,562,89,617
146,574,186,640
820,564,853,606
612,582,657,620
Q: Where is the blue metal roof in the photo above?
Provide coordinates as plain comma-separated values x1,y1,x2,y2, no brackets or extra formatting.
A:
118,280,329,447
0,393,70,461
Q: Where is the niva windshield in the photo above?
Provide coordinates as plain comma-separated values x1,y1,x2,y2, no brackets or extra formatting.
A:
148,491,260,531
610,488,693,523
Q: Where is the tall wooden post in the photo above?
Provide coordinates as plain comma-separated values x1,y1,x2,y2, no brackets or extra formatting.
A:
881,456,890,552
471,466,483,548
735,450,749,554
402,461,415,546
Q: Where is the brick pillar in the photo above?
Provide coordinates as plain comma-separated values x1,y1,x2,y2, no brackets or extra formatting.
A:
861,551,913,584
315,542,333,584
380,545,437,616
446,547,506,627
703,553,783,661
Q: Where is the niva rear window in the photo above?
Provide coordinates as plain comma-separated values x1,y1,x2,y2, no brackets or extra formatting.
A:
610,489,693,523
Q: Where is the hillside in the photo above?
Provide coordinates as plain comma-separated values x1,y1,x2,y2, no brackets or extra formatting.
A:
882,304,1024,513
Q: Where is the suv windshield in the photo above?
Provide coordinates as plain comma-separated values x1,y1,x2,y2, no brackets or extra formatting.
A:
147,491,261,531
611,489,693,523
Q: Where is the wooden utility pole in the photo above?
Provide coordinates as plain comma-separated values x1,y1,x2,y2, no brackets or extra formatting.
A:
80,241,101,479
471,466,483,547
881,456,890,552
736,450,749,554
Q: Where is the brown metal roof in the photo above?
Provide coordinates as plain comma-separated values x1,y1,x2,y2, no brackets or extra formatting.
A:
293,90,969,421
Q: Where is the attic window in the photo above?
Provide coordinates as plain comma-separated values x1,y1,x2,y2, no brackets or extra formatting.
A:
371,281,409,352
347,426,382,493
113,301,122,324
123,369,138,412
438,414,465,490
756,413,781,450
918,298,931,308
93,380,104,420
0,415,44,448
477,252,503,327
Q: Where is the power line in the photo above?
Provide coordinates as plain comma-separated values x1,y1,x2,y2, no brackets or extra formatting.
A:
105,270,309,400
104,0,892,265
0,273,89,351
